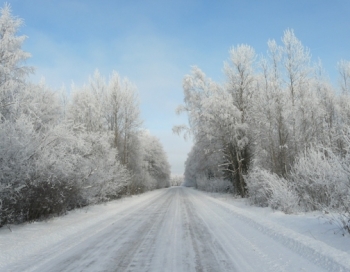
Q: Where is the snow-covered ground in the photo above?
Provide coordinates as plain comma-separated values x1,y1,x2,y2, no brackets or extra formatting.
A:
0,187,349,271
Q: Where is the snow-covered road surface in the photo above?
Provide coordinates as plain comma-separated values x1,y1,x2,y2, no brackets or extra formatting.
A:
1,186,350,271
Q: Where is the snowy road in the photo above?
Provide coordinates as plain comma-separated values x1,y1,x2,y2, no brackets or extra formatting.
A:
1,187,350,272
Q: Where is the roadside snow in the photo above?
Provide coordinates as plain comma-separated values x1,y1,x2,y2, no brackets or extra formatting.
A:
209,193,350,254
200,191,350,271
0,189,165,270
0,187,349,271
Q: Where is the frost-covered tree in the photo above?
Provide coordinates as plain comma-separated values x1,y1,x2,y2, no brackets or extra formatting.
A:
119,79,142,166
224,44,256,123
68,70,142,167
251,51,290,176
222,44,256,195
106,71,124,147
67,71,106,132
139,131,171,190
0,5,169,226
281,29,315,157
0,4,33,122
176,29,350,230
174,67,226,186
175,47,257,196
175,66,251,196
338,59,350,95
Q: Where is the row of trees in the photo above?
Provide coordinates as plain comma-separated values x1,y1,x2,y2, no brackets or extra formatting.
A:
0,4,170,227
175,30,350,231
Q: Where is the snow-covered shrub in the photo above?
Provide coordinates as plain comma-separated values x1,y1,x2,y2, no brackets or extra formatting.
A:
290,147,349,211
0,117,37,225
0,116,89,225
0,112,129,225
290,144,350,232
245,168,270,207
25,128,84,220
196,176,234,193
0,120,57,223
0,119,132,226
246,167,298,213
76,131,131,204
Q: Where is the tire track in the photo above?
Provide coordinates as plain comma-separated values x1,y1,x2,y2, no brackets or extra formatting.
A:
3,187,345,272
8,190,172,272
191,189,349,271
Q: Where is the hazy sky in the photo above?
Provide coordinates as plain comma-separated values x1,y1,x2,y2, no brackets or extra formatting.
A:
4,0,350,175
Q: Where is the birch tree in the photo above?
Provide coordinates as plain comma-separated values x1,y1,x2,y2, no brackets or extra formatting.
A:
338,59,350,94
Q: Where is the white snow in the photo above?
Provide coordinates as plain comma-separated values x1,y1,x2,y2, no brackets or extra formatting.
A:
0,187,349,271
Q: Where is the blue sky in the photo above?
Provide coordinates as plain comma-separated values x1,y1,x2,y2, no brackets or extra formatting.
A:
4,0,350,175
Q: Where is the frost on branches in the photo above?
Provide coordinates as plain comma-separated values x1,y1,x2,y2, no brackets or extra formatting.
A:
0,5,170,227
175,30,350,233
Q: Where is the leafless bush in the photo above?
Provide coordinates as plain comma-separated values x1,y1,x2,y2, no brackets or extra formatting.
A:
246,167,299,214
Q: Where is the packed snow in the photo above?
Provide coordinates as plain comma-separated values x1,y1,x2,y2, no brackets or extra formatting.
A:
1,187,349,272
